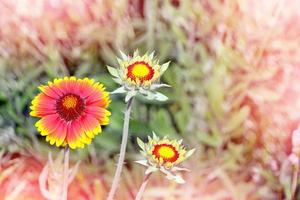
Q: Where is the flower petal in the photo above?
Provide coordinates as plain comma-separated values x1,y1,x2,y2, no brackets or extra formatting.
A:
47,119,67,147
84,106,111,124
30,94,57,117
35,114,60,136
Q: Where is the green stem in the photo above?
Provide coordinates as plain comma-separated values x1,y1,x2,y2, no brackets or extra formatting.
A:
135,172,152,200
107,97,134,200
61,147,70,200
291,160,299,200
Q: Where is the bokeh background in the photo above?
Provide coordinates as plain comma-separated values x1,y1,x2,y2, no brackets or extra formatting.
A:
0,0,300,199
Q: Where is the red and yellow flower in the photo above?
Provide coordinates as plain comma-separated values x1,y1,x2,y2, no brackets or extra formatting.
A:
124,58,158,87
152,143,180,164
107,50,170,102
30,77,111,149
118,51,163,87
136,133,195,184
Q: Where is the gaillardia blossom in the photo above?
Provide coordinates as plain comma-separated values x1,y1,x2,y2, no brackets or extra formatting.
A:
136,133,195,184
30,77,111,149
107,50,170,102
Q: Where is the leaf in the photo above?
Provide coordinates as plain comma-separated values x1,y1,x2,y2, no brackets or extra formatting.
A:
138,87,148,95
133,49,140,57
106,66,119,77
185,148,196,158
111,86,127,94
165,172,185,184
160,61,170,75
149,51,155,60
173,175,185,184
125,90,137,102
68,161,81,184
223,106,250,134
177,139,183,145
117,58,123,65
119,50,128,60
137,137,145,150
154,92,168,101
145,91,156,100
171,166,190,172
145,166,158,174
39,163,56,199
150,84,171,90
152,132,159,140
135,160,149,167
112,77,122,85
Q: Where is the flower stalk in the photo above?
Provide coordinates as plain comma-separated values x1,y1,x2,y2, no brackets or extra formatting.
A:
61,147,70,200
291,159,299,200
106,50,171,199
291,128,300,200
107,97,134,200
135,172,152,200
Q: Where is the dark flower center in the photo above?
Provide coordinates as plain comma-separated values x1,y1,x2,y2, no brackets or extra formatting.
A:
56,93,85,121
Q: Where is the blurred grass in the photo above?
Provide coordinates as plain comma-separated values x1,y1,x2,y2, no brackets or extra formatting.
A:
0,0,300,199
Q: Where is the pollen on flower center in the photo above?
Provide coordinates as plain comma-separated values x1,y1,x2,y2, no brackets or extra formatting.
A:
152,144,179,163
127,61,154,82
132,63,150,77
158,146,175,158
62,95,78,109
56,93,85,121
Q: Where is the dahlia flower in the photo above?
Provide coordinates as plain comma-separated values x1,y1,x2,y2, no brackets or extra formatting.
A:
107,50,170,102
30,77,111,149
136,133,195,184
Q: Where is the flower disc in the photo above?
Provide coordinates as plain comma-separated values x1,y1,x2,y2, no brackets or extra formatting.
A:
115,51,163,88
56,93,85,121
152,143,179,163
126,61,154,83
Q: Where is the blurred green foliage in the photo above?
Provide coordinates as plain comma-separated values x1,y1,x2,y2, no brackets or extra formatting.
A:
0,0,299,199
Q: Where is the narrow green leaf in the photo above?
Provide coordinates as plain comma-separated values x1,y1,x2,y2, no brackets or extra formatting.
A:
160,61,170,75
133,49,139,57
137,137,145,150
119,51,128,60
149,51,155,59
111,86,127,94
112,77,122,85
154,92,168,101
106,66,119,77
186,148,196,158
150,84,171,90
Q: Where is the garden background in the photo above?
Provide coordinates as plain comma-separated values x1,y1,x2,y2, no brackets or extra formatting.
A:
0,0,300,199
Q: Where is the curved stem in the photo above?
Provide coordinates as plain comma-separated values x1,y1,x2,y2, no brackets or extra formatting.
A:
61,147,70,200
135,173,152,200
291,160,299,200
107,97,134,200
